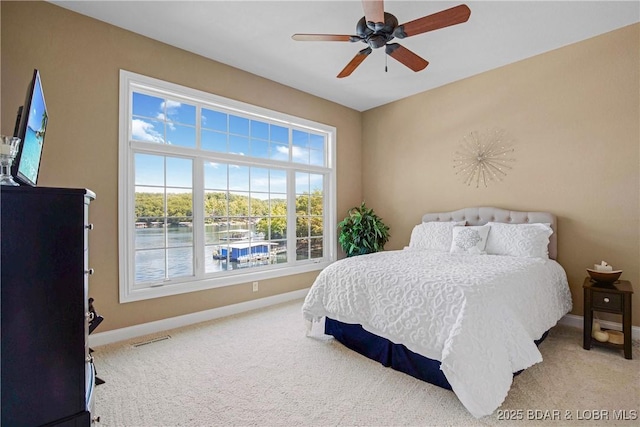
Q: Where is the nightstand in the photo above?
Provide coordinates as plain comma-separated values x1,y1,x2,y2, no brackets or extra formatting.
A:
583,277,633,359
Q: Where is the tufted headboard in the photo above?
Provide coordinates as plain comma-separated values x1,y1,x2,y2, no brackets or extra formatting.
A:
421,207,557,260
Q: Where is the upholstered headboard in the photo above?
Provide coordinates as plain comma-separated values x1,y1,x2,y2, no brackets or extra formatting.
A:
421,207,558,260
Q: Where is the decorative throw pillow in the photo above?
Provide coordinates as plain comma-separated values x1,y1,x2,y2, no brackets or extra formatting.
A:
450,225,490,255
409,221,466,252
484,222,553,259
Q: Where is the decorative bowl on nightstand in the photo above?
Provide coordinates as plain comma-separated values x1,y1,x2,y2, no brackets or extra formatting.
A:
586,268,622,284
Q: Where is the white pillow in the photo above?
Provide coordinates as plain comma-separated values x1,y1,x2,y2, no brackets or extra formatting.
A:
409,221,465,252
484,222,553,259
450,225,490,255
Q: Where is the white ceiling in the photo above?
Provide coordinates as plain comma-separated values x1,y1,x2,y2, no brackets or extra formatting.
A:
50,1,639,111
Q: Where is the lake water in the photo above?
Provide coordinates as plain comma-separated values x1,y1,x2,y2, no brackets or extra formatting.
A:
134,224,285,283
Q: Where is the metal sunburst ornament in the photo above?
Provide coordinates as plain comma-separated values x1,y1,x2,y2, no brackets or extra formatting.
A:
453,128,515,188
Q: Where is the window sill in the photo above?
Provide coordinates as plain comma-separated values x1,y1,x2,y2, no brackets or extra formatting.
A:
119,260,330,303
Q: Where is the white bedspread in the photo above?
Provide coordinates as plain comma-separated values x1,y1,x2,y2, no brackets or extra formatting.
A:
302,248,572,418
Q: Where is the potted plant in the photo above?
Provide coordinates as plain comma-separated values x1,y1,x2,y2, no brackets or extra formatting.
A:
338,202,390,257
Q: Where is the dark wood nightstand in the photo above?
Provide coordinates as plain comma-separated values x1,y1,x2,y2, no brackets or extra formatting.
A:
583,277,633,359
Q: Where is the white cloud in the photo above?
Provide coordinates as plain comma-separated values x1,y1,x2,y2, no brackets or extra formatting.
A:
163,100,182,110
132,119,164,143
275,145,310,163
272,145,290,161
155,112,176,131
161,100,182,118
291,146,308,163
159,100,182,130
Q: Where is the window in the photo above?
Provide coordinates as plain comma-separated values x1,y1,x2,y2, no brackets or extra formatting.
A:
119,71,336,302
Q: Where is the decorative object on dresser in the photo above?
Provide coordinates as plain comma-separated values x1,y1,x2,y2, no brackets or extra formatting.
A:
583,277,633,359
1,186,98,426
0,135,21,186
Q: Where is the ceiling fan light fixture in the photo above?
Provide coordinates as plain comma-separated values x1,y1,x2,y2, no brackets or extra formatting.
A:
292,1,470,77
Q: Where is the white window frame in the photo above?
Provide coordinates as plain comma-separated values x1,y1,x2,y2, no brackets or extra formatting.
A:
118,70,337,303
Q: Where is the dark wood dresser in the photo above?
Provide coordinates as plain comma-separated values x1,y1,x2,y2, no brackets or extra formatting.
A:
1,186,97,426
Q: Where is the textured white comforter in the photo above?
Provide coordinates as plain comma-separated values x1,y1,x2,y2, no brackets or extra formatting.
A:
302,248,572,418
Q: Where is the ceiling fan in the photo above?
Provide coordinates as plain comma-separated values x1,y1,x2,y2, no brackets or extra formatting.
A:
292,0,471,78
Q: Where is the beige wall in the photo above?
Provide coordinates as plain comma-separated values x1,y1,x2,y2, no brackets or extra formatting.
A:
2,2,638,331
362,24,640,326
0,1,362,331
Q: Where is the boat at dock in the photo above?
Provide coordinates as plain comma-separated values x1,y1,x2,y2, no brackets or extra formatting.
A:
213,241,276,263
212,229,278,266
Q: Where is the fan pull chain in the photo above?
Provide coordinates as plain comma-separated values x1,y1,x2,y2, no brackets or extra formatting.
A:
385,54,388,73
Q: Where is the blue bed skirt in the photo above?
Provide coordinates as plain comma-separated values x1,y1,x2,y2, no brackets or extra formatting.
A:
325,318,549,390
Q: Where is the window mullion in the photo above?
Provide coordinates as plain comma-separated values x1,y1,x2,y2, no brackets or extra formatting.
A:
323,172,331,261
163,159,169,280
192,106,204,276
193,158,204,276
286,169,297,264
288,127,293,163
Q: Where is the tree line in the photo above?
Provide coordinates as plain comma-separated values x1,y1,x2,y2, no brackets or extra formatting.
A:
135,190,324,238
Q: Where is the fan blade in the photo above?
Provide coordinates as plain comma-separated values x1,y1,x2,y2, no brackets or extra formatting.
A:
362,0,385,25
394,4,471,39
337,47,372,78
292,34,356,42
385,43,429,72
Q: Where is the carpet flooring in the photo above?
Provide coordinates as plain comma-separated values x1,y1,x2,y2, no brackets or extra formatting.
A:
93,299,639,426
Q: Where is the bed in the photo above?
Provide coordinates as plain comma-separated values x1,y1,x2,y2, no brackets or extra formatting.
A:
302,207,572,418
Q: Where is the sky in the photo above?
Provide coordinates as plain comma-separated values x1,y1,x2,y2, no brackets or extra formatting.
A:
132,92,324,198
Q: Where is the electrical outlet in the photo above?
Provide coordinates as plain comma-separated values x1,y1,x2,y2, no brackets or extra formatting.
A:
252,281,259,292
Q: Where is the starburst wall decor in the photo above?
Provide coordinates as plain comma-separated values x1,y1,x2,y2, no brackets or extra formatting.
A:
452,128,515,188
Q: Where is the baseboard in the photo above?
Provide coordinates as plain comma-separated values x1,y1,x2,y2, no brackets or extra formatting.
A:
89,288,310,347
91,294,639,347
559,313,640,341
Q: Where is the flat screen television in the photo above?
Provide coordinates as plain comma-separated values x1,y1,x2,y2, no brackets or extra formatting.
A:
12,69,48,186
